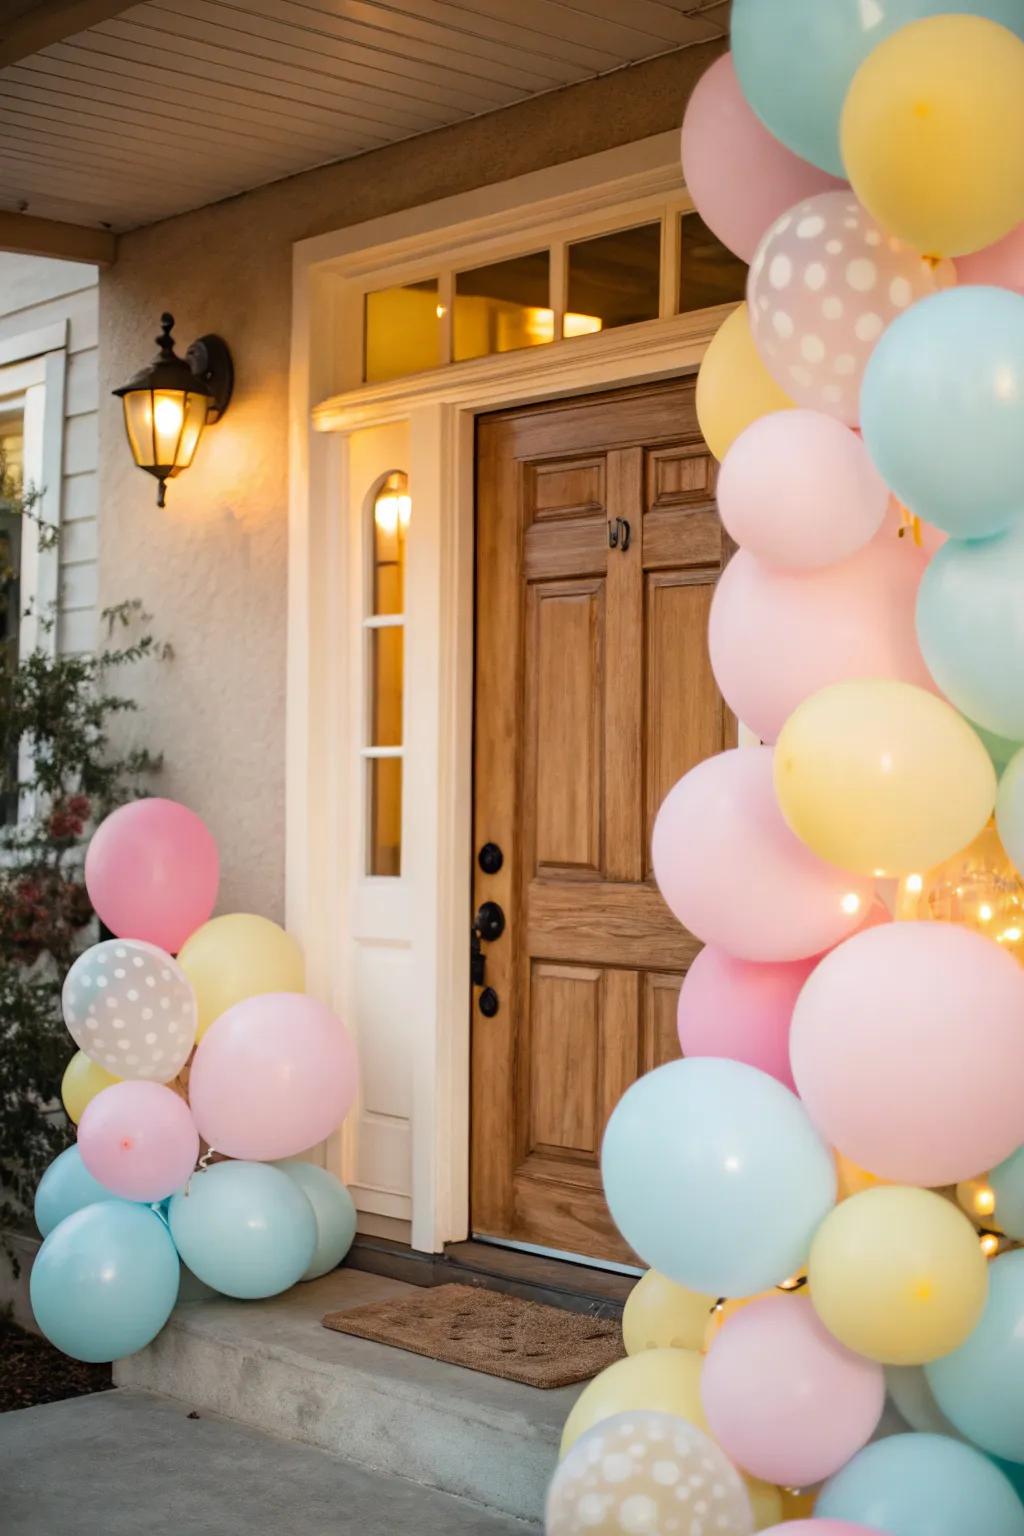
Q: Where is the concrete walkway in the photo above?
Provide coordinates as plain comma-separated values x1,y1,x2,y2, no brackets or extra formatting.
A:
0,1388,542,1535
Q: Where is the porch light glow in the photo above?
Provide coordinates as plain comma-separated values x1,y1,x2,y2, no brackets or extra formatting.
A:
373,472,412,536
113,313,233,507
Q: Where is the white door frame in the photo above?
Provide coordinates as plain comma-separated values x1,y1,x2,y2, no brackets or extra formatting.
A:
288,132,728,1253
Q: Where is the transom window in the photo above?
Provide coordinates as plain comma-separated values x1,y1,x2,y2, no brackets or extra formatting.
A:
362,208,746,384
363,470,410,877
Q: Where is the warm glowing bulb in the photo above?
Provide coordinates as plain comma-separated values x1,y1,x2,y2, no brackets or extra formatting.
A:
840,893,862,915
905,874,923,894
979,903,994,922
974,1186,996,1216
1001,926,1022,943
154,396,184,435
435,303,447,319
981,1233,1000,1257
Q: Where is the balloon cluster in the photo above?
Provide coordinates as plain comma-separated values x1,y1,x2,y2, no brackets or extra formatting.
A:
548,6,1024,1535
31,797,359,1363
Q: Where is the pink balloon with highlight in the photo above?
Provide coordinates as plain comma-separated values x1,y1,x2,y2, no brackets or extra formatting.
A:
717,410,889,569
703,1295,884,1487
652,747,874,964
77,1080,199,1202
681,54,843,263
791,922,1024,1186
188,993,358,1161
956,222,1024,292
85,798,219,954
708,512,934,743
748,190,951,424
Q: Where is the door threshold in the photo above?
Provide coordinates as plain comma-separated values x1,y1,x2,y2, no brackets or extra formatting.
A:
344,1234,636,1317
471,1233,644,1279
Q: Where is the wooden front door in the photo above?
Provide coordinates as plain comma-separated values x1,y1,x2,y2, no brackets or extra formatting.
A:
471,378,734,1265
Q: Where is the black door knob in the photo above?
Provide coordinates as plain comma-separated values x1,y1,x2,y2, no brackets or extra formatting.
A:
479,987,499,1017
478,841,504,875
474,901,506,942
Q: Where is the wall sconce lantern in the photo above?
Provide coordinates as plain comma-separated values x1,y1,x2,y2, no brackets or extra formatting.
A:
112,313,233,506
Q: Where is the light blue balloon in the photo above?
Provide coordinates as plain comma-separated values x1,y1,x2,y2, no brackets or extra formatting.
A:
927,1251,1024,1462
30,1200,180,1363
272,1160,357,1281
817,1433,1024,1536
917,523,1024,740
997,747,1024,884
34,1146,121,1238
168,1160,316,1299
993,1456,1024,1507
862,287,1024,540
990,1145,1024,1242
600,1058,835,1297
731,2,1024,177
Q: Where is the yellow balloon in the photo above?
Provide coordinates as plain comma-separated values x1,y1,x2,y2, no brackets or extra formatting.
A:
177,913,305,1038
623,1270,716,1355
774,679,996,878
746,1478,784,1530
841,15,1024,258
808,1186,988,1365
836,1151,891,1202
897,822,1024,969
559,1348,706,1457
61,1051,119,1124
695,303,793,461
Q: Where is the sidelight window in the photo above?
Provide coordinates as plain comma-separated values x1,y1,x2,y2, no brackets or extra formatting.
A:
363,471,409,877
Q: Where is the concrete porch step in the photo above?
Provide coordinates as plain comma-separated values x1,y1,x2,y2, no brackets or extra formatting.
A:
113,1270,580,1524
0,1388,540,1535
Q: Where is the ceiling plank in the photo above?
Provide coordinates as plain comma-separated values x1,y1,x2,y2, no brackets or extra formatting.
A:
0,209,116,266
0,1,143,65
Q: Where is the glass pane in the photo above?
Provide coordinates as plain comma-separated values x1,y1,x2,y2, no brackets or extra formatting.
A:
1,421,24,824
368,757,402,877
174,390,209,470
364,279,441,383
454,251,551,362
370,627,404,747
372,470,410,616
566,223,661,335
679,212,748,313
123,391,155,467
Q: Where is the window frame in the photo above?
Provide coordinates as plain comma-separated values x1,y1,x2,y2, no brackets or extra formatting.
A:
360,469,410,879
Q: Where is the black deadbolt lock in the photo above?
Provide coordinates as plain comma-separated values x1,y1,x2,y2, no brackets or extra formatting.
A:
478,841,504,875
479,987,500,1018
474,901,505,942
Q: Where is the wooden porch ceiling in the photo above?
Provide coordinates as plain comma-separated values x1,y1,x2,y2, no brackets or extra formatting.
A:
0,0,730,260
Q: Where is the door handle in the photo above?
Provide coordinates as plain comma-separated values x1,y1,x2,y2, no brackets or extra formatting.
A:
474,901,506,942
607,517,631,552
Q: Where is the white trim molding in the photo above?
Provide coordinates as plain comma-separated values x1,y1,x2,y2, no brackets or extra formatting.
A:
289,132,726,1253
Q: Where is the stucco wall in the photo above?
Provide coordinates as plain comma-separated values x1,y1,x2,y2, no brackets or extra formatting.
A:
98,44,720,920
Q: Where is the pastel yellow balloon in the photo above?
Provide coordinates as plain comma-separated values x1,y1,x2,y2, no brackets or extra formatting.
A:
177,913,305,1038
809,1186,988,1365
841,15,1024,258
774,680,996,878
61,1051,119,1124
746,1478,784,1530
559,1348,706,1458
623,1270,716,1355
836,1151,891,1202
695,303,793,461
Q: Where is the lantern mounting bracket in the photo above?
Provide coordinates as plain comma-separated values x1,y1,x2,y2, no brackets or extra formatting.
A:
185,334,233,423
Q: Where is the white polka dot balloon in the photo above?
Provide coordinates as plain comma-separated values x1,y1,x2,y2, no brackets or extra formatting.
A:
546,1410,753,1536
61,939,197,1083
747,190,953,425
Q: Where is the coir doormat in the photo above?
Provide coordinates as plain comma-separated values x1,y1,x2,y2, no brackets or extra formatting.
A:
322,1282,623,1389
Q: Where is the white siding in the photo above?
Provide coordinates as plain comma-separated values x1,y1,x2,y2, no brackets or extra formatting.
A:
0,253,98,655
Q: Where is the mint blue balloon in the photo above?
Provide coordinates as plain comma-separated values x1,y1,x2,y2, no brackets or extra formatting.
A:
34,1146,120,1238
600,1058,835,1297
731,2,1024,176
862,287,1024,540
30,1200,180,1362
272,1160,356,1281
993,1457,1024,1506
818,1433,1024,1536
917,522,1024,739
927,1252,1024,1462
990,1145,1024,1242
168,1160,316,1299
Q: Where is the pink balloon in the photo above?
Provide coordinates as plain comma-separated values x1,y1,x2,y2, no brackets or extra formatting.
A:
791,923,1024,1186
188,993,358,1161
748,190,952,424
703,1295,884,1486
681,54,843,263
956,221,1024,292
708,512,935,743
718,411,889,569
85,799,219,954
652,747,874,963
78,1080,199,1202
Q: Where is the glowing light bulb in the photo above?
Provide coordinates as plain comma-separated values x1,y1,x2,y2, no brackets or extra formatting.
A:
980,1233,1000,1258
979,903,994,923
154,396,184,436
974,1186,996,1217
905,874,923,895
840,893,862,915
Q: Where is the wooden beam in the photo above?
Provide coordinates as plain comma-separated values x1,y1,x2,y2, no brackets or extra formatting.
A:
0,0,139,66
0,210,116,266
